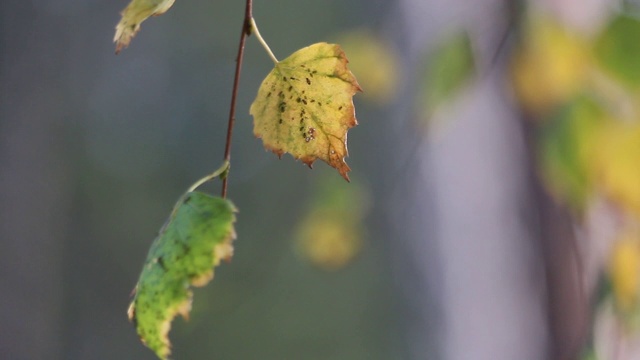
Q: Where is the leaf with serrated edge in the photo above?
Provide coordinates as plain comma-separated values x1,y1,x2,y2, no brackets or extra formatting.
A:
113,0,175,54
127,192,236,360
250,42,362,181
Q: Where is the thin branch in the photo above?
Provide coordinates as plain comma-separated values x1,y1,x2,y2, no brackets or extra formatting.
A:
221,0,253,198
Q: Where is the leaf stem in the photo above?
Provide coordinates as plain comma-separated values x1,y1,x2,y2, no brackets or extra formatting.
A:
163,161,230,229
221,0,253,198
188,161,230,193
250,17,279,64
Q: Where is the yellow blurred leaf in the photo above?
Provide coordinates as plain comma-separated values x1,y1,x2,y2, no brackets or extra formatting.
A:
609,231,640,321
294,176,369,271
336,29,399,104
296,215,362,271
510,14,590,114
592,121,640,217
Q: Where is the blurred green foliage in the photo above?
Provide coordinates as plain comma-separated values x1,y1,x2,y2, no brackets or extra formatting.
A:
419,31,475,118
537,97,605,210
595,15,640,90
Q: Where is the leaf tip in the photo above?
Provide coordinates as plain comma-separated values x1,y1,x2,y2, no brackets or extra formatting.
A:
336,163,351,182
113,0,175,54
113,22,136,54
127,301,137,324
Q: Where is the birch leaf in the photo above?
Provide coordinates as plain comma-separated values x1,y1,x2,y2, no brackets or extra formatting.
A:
114,0,175,54
250,42,362,181
127,192,236,359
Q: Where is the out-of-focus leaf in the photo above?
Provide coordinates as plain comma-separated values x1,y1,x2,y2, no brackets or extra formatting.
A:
419,31,475,117
297,216,361,270
295,176,369,271
609,232,640,315
510,15,589,114
594,275,614,312
250,43,362,181
537,97,606,209
591,120,640,217
336,29,399,104
595,15,640,91
114,0,175,54
581,349,598,360
127,192,236,359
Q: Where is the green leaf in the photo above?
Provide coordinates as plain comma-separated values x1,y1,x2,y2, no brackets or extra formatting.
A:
250,42,362,181
127,192,237,359
537,96,605,209
113,0,176,54
419,31,475,116
580,348,598,360
595,15,640,90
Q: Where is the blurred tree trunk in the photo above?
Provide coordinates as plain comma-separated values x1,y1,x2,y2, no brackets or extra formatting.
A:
384,0,589,358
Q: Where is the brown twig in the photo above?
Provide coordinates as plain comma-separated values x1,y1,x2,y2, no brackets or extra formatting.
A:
221,0,253,198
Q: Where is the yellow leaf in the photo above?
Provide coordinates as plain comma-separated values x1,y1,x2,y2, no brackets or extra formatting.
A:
510,14,590,114
113,0,175,54
250,43,362,181
609,232,640,314
592,121,640,217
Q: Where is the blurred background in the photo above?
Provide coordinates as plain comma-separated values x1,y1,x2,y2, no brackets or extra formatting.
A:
3,0,640,359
